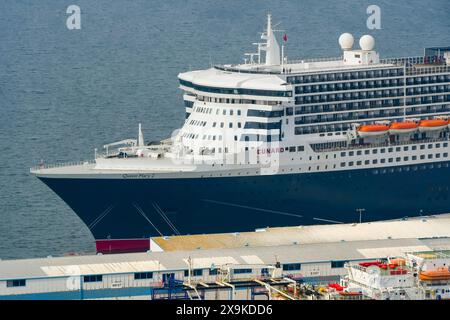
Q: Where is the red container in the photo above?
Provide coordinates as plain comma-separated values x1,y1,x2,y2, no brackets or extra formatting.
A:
96,238,150,254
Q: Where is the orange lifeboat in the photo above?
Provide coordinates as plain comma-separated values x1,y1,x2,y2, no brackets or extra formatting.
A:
357,124,389,137
419,268,450,281
389,121,418,134
418,119,448,132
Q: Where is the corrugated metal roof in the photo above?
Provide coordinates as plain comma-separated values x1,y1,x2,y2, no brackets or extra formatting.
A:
357,245,432,259
0,237,449,281
40,260,165,277
151,214,450,252
1,215,449,281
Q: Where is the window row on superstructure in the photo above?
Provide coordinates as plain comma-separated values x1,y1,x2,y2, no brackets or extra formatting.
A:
294,109,450,135
295,100,450,119
406,85,450,95
295,89,405,105
295,80,450,95
179,79,292,97
286,67,404,85
292,73,450,92
294,104,450,126
198,96,283,106
295,99,403,115
295,140,450,173
295,78,405,94
339,152,449,168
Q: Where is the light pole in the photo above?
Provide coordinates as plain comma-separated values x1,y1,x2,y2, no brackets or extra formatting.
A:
356,208,366,224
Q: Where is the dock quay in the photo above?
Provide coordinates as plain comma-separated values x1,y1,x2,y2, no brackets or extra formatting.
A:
1,214,450,300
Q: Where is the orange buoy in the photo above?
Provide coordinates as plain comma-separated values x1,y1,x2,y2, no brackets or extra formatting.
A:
419,268,450,281
357,124,389,137
389,121,418,134
419,119,448,132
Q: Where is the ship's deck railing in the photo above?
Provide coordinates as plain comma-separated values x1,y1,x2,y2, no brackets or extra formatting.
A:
406,65,450,75
380,56,424,66
214,64,281,75
215,55,450,75
311,136,449,153
286,56,343,64
31,159,95,171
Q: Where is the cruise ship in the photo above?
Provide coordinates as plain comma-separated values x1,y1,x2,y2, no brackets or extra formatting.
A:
31,15,450,253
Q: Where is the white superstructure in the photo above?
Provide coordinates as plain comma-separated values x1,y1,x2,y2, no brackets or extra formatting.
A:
29,14,450,250
31,14,450,179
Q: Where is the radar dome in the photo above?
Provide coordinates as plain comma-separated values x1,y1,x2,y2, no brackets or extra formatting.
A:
338,33,354,50
359,35,375,51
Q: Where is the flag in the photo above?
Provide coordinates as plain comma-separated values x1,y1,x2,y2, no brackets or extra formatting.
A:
283,34,288,42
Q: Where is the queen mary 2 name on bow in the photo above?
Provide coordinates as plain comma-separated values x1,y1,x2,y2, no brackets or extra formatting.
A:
122,173,155,179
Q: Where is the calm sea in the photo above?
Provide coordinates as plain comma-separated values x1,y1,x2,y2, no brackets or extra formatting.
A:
0,0,449,259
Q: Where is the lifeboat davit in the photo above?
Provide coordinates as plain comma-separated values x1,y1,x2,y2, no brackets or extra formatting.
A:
357,124,389,137
418,119,448,132
389,121,418,134
419,268,450,281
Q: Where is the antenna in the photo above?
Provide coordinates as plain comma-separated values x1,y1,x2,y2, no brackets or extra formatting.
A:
138,123,144,147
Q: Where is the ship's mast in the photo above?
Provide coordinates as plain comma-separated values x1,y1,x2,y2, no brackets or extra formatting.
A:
261,14,281,66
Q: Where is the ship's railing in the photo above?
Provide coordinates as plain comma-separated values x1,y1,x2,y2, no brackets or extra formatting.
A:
380,56,424,66
214,57,343,75
31,159,95,171
406,65,450,75
214,64,281,75
215,55,449,75
311,136,450,153
286,56,343,64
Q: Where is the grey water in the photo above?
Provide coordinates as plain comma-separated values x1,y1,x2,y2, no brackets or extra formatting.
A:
0,0,449,259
